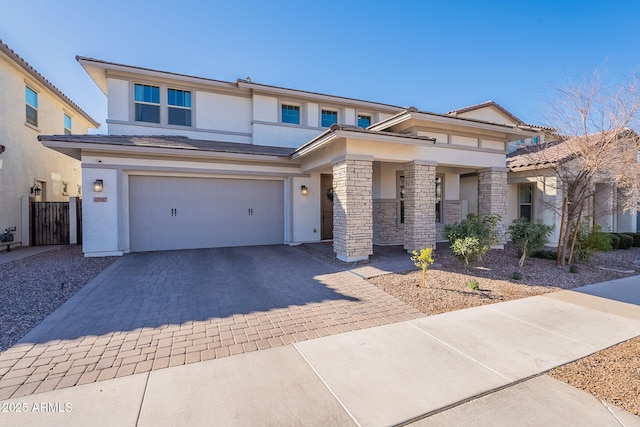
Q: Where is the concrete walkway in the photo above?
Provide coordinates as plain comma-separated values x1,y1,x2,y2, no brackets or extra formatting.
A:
1,275,639,426
0,245,61,265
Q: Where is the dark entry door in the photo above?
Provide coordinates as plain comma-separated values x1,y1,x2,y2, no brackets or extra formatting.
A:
321,174,333,240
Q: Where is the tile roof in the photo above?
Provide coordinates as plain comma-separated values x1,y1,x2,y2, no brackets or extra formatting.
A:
0,40,99,128
507,139,573,170
37,135,296,157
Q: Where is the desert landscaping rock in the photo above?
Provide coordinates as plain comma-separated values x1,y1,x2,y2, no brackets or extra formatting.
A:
0,246,116,353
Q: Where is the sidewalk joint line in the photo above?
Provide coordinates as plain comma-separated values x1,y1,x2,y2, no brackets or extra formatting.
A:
600,399,626,426
292,343,361,427
406,322,512,382
135,372,151,427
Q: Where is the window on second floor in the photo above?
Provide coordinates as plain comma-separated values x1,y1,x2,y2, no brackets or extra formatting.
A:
26,86,38,127
282,104,300,124
64,113,72,135
168,89,192,126
134,84,160,123
321,109,338,127
357,114,371,128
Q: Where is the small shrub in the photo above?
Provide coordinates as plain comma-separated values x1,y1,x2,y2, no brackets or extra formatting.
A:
573,224,612,263
609,233,620,250
569,265,579,274
630,233,640,247
410,247,435,288
617,233,633,250
450,237,484,270
468,280,480,291
532,249,557,260
512,272,522,280
508,218,554,267
444,213,500,269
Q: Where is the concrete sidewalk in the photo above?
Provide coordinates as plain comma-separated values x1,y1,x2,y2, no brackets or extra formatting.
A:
1,276,639,426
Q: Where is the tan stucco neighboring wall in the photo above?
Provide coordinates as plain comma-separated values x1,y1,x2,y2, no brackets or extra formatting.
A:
0,54,94,244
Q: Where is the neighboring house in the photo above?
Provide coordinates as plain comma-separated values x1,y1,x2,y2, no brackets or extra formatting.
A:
0,40,99,247
507,133,638,243
40,57,542,260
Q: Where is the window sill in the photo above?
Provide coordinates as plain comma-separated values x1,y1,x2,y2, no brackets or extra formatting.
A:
25,122,40,132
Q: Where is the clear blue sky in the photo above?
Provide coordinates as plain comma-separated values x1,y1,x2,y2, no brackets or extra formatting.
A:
2,0,639,132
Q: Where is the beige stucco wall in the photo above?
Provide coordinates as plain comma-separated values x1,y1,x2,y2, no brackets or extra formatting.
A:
0,54,94,244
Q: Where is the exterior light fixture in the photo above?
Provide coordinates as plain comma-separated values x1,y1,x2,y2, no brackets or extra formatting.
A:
93,179,104,193
301,185,308,196
30,183,41,196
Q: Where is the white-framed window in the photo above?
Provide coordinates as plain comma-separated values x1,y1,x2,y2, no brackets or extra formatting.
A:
64,113,72,135
62,182,69,196
281,104,301,124
321,109,338,127
519,183,534,221
26,86,38,127
167,88,192,126
357,114,371,128
134,83,160,123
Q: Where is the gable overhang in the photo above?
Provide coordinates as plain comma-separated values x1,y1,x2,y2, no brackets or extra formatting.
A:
369,110,542,141
77,56,241,97
40,138,297,166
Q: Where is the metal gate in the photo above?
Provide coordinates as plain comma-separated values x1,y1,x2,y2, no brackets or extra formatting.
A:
30,201,81,246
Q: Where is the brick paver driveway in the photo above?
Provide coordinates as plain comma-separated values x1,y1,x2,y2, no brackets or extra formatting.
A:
0,245,422,399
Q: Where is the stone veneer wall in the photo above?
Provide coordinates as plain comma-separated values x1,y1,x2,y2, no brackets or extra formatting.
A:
444,200,462,225
373,200,404,245
404,161,436,251
478,168,508,244
332,159,373,261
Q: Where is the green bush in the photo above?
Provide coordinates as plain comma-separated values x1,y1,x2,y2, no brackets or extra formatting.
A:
444,213,500,269
609,233,620,250
508,218,554,267
617,233,633,250
532,249,557,260
468,280,480,291
512,272,522,280
573,224,611,263
569,265,579,274
630,233,640,247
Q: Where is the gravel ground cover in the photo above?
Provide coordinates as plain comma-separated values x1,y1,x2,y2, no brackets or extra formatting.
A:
363,243,640,417
0,245,116,353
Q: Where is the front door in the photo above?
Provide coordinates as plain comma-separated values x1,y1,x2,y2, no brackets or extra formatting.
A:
321,174,333,240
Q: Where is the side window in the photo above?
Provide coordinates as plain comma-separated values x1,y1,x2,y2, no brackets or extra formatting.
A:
26,86,38,127
281,104,300,124
519,184,533,221
134,84,160,123
435,176,443,223
321,109,338,127
397,173,405,225
64,113,72,135
357,114,371,128
168,89,192,126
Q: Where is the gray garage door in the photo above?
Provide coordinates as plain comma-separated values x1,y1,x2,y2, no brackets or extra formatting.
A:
129,176,284,252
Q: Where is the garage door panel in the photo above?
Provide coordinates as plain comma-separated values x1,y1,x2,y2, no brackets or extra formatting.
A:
129,176,284,252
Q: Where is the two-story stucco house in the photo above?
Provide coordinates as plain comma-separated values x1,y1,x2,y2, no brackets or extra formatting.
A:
0,40,99,247
40,57,544,260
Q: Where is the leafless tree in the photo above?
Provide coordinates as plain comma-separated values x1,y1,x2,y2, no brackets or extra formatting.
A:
509,68,640,264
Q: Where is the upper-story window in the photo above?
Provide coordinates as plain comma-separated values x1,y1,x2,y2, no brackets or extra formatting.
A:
168,89,192,126
321,109,338,127
26,86,38,127
282,104,300,124
64,113,72,135
134,84,160,123
357,114,371,128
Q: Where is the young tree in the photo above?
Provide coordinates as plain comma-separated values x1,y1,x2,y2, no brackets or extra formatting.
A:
509,69,640,264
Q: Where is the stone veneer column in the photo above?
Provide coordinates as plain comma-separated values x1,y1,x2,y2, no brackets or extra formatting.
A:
404,161,437,252
478,167,508,245
332,157,373,262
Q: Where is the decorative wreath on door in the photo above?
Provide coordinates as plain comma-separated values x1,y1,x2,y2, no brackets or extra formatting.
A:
326,187,334,202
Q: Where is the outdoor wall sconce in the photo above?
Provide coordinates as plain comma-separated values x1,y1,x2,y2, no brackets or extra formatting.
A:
301,185,308,196
30,183,41,196
93,179,104,193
